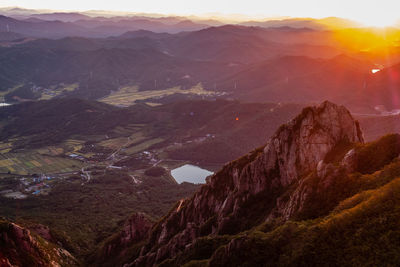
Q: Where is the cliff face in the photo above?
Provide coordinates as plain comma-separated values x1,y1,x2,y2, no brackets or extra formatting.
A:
89,212,153,266
0,219,77,267
129,101,364,266
119,213,153,247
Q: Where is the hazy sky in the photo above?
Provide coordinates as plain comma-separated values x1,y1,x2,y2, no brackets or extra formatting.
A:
1,0,399,26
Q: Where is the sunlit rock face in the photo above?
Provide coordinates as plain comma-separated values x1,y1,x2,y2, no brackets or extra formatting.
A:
0,220,77,266
129,101,364,267
240,100,364,192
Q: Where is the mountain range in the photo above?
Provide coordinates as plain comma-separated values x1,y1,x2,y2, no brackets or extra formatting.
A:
1,7,400,266
1,12,400,112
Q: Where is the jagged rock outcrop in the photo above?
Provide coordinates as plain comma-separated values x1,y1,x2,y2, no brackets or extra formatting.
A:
129,101,364,266
89,212,153,266
104,213,152,256
29,224,57,244
0,219,77,267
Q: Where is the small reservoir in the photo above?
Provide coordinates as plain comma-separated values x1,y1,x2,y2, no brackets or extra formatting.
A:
171,164,213,184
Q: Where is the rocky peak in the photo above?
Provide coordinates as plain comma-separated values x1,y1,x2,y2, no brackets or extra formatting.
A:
258,100,364,187
0,219,77,266
129,101,364,266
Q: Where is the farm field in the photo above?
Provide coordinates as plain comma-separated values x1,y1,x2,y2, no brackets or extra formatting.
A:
0,84,23,101
110,124,146,136
39,83,79,100
36,146,65,156
36,139,86,156
99,137,131,150
0,141,13,154
123,138,165,155
99,84,216,106
100,132,147,150
0,152,84,175
63,139,85,153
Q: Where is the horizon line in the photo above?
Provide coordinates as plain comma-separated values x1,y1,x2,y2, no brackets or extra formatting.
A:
0,5,361,23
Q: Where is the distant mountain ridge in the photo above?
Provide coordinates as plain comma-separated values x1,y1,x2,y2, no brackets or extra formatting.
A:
0,13,212,37
240,17,362,30
0,13,400,112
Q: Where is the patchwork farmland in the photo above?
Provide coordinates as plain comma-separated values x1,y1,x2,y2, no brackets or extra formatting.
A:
0,153,84,175
99,84,217,107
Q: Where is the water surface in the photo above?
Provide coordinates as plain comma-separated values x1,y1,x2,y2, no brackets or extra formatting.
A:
171,164,213,184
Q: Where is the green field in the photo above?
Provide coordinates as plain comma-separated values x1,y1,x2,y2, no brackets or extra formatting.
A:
111,124,145,136
0,153,84,175
123,138,165,155
99,137,130,150
39,83,79,100
0,141,13,154
99,84,216,106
